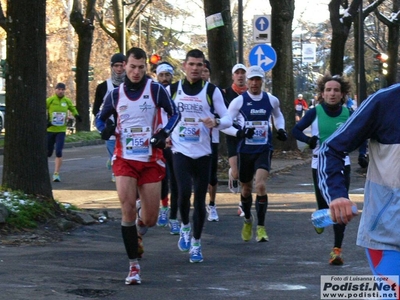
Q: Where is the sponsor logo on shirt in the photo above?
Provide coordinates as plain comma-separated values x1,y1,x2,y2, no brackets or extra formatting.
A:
119,114,130,120
177,102,204,113
140,101,154,112
119,105,128,112
250,108,266,115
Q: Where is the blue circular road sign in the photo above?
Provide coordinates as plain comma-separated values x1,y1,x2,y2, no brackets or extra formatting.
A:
255,17,269,32
248,44,277,72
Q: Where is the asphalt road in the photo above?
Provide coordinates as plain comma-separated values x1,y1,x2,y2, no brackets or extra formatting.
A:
0,145,370,300
46,144,365,204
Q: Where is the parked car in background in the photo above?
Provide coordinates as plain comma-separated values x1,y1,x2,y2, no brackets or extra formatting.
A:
0,91,4,132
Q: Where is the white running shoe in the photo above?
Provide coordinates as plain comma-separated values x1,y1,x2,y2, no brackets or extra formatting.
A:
125,264,141,285
206,205,219,222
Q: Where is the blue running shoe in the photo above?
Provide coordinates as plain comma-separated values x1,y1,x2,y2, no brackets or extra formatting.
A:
178,226,191,252
169,219,180,235
157,207,169,227
189,242,203,263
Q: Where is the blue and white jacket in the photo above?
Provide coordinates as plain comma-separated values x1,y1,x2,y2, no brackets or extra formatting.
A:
318,83,400,251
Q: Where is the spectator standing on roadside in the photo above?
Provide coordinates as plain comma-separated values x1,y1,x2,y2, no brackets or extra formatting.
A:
155,62,180,235
167,49,232,263
223,66,287,243
318,83,400,281
47,82,82,182
345,94,355,112
309,95,318,109
93,53,126,182
294,93,308,122
222,63,247,216
292,74,352,265
96,47,180,285
201,59,220,222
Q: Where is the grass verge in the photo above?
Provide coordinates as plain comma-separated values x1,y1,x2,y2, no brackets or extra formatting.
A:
65,130,101,143
0,131,97,232
0,189,80,230
0,130,101,148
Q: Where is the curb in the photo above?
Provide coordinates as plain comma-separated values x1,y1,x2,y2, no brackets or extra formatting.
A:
0,139,105,156
63,139,105,149
218,157,311,186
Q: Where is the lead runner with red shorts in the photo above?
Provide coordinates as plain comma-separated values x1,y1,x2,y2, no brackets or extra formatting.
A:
96,47,180,285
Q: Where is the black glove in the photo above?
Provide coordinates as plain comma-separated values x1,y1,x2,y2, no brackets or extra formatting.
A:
150,129,169,149
236,127,255,139
100,119,116,140
75,115,82,122
358,154,369,168
307,135,319,149
47,121,52,128
277,129,288,141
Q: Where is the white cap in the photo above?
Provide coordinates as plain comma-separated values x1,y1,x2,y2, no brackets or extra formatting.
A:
156,63,174,76
298,94,303,98
232,63,246,74
246,66,265,79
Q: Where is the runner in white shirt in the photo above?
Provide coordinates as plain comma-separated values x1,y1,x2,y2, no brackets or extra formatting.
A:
167,49,232,263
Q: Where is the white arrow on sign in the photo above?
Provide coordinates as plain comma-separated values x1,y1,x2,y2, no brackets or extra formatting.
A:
258,18,266,31
255,46,273,66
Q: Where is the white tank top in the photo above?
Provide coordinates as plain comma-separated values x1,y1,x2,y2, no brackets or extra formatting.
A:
115,79,159,162
171,80,213,159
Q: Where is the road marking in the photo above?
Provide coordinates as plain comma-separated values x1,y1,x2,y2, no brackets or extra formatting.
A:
62,158,85,162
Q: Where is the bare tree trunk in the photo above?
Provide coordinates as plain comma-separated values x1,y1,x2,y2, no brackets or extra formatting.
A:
329,0,362,76
203,0,236,155
3,0,53,198
269,0,297,151
329,0,349,76
203,0,236,88
63,0,77,97
70,0,96,132
97,0,152,53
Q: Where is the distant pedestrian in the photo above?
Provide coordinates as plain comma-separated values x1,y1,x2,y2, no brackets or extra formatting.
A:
47,82,82,182
201,59,211,82
96,47,180,285
93,53,126,182
156,62,174,87
345,94,355,112
294,93,308,122
224,65,287,243
222,63,247,216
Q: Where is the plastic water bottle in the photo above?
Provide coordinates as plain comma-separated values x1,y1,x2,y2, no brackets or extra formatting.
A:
311,206,357,228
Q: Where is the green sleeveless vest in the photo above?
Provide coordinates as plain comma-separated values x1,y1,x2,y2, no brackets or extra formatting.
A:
316,105,349,143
